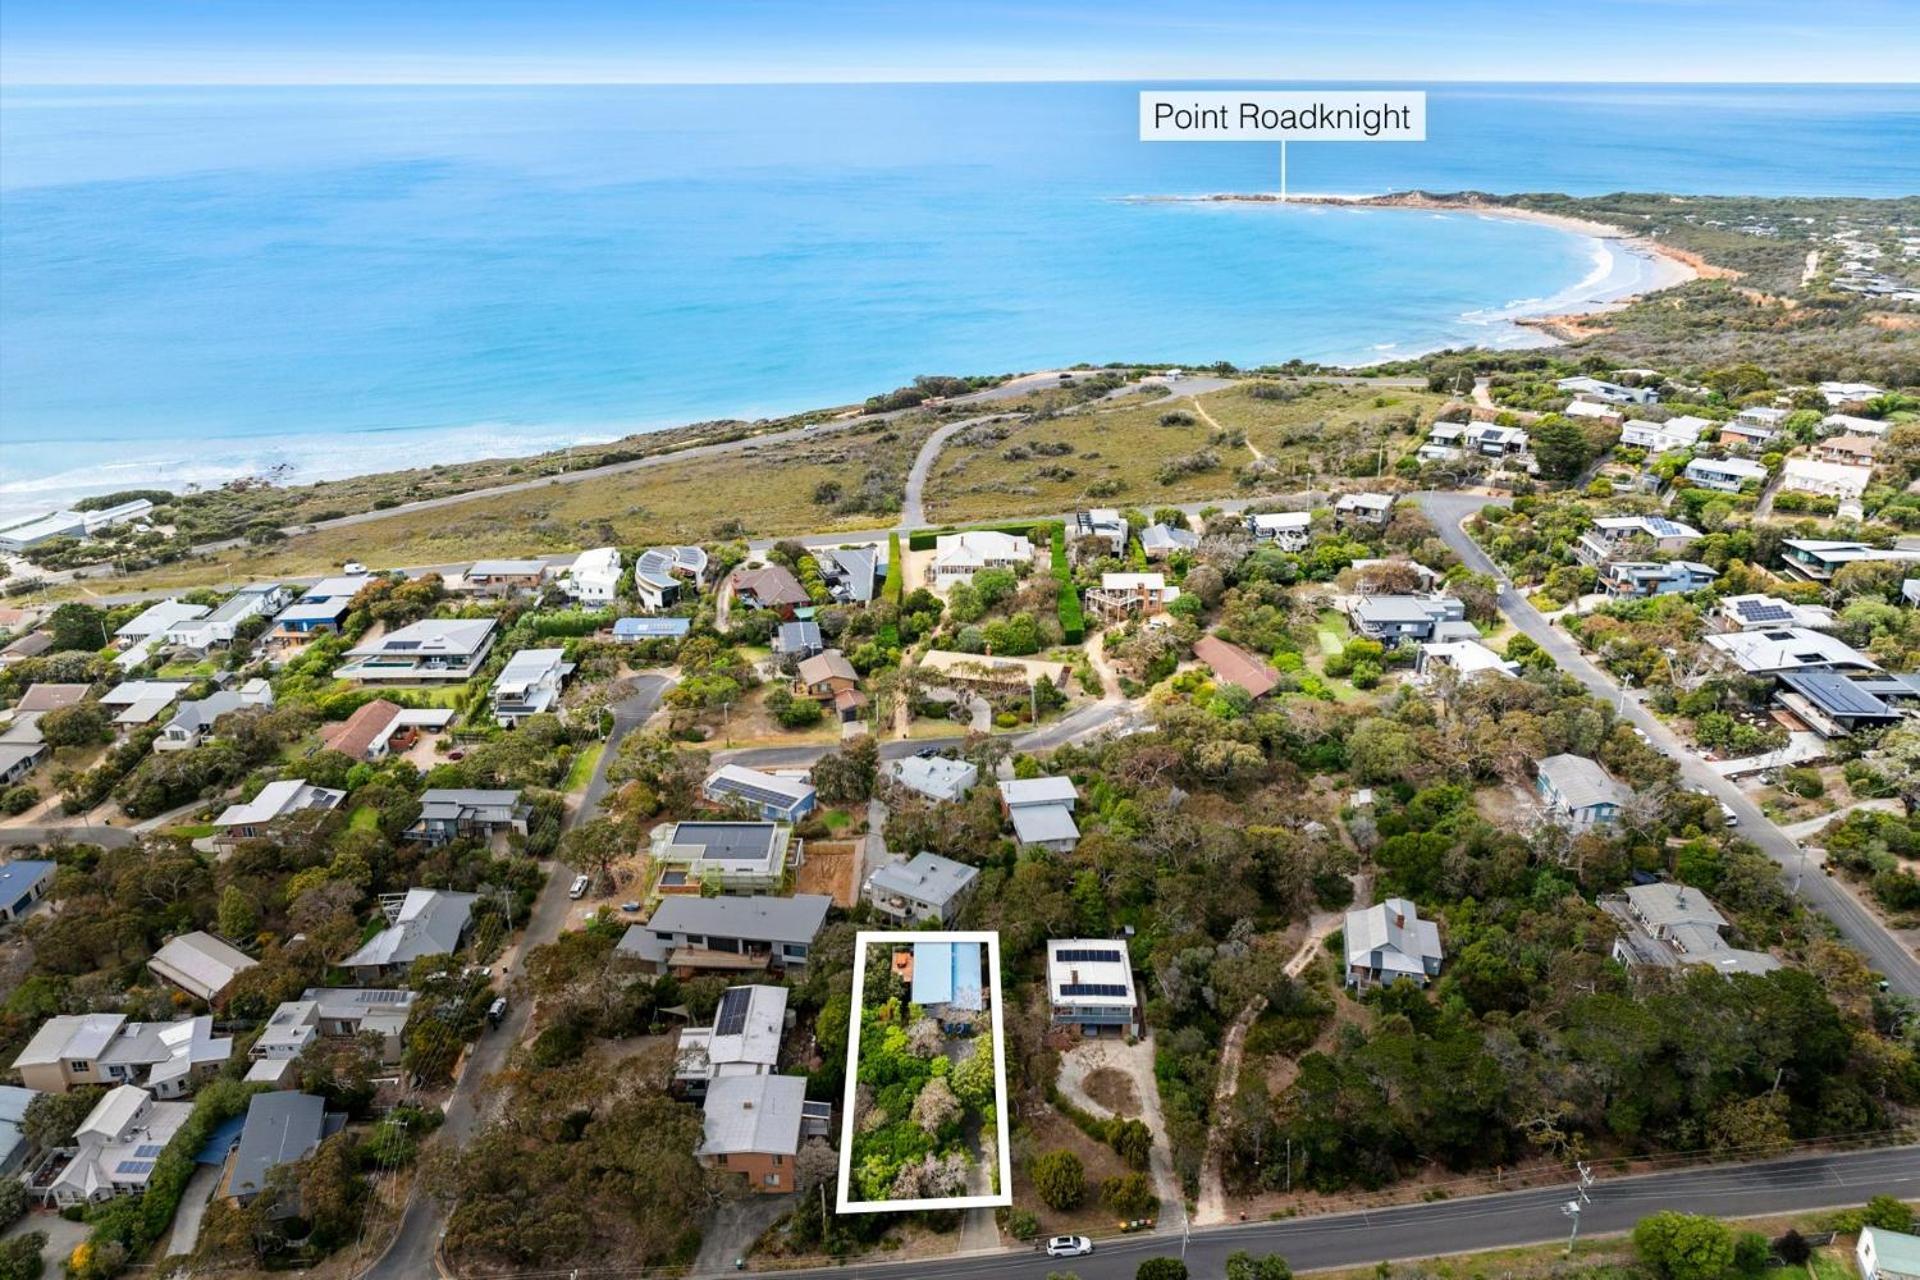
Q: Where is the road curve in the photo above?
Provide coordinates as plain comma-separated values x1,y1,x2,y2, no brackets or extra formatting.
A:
1415,490,1920,996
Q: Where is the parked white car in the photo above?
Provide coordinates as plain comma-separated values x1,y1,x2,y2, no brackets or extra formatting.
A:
1046,1236,1093,1258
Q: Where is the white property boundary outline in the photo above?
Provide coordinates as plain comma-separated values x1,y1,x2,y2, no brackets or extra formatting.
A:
836,929,1013,1214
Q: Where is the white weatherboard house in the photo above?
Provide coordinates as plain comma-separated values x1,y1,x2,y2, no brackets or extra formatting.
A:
342,889,480,979
44,1085,192,1207
162,584,288,649
1246,510,1312,549
673,983,786,1096
1046,939,1140,1037
1344,899,1444,989
1535,754,1627,829
10,1013,232,1098
211,779,347,849
1683,456,1769,492
887,754,978,803
490,647,572,726
562,546,624,604
1619,414,1712,453
1779,457,1873,501
147,932,257,1004
1859,1226,1920,1280
927,530,1032,583
1000,776,1079,853
253,989,417,1065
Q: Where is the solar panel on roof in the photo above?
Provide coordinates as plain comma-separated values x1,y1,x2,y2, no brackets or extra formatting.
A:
1060,983,1131,997
1647,518,1687,536
115,1160,155,1175
1738,600,1792,622
714,987,752,1037
134,1144,165,1157
1055,948,1123,963
713,778,806,808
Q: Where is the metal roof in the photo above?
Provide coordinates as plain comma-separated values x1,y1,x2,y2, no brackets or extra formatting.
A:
623,894,831,948
227,1092,331,1200
698,1074,806,1157
613,617,691,638
1777,671,1900,720
868,852,979,907
1536,755,1625,812
662,821,783,863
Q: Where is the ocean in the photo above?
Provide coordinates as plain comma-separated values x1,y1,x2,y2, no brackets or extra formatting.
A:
1,81,1916,509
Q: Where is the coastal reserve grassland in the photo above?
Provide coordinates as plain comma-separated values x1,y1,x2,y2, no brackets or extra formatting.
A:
923,382,1442,523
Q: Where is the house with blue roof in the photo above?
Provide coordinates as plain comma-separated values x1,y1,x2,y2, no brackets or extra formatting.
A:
0,859,55,924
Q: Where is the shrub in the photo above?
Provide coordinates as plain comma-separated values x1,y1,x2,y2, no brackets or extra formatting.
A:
1633,1210,1734,1280
1781,767,1825,799
1137,1260,1189,1280
1031,1148,1085,1211
0,786,35,816
1101,1171,1157,1219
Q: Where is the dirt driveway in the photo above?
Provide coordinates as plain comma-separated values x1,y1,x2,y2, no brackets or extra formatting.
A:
1055,1036,1186,1230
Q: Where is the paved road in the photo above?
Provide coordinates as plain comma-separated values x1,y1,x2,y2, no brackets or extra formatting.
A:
897,414,1013,531
0,822,137,849
1415,490,1920,995
356,678,670,1280
735,1146,1920,1280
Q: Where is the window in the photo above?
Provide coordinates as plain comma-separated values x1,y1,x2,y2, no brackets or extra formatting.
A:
772,1154,783,1166
764,1173,782,1187
68,1061,90,1074
714,1154,727,1166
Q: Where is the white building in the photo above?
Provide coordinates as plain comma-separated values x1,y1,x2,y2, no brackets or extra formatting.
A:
1246,511,1312,550
490,647,572,726
147,932,258,1004
1344,899,1444,989
211,779,346,849
887,754,978,803
163,584,288,649
562,546,624,604
1705,626,1880,676
1778,457,1873,501
927,530,1033,583
1683,456,1769,492
1619,414,1711,453
1000,776,1079,852
43,1085,192,1207
1819,380,1882,406
1045,939,1139,1037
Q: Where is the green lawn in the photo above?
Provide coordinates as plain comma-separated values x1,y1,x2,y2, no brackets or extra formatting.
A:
346,805,381,833
166,823,215,839
562,742,605,793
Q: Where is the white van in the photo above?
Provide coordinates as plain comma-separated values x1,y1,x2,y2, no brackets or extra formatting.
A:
568,874,590,899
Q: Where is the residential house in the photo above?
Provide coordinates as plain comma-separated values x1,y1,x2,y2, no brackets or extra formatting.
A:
696,1074,828,1193
252,989,417,1065
1344,899,1445,989
795,649,864,722
1858,1227,1920,1280
1465,422,1529,456
1813,434,1882,466
1071,508,1129,557
1535,754,1627,829
560,547,623,604
156,680,273,751
490,647,571,727
1557,376,1656,406
112,599,207,648
1599,560,1719,600
0,1085,35,1175
1720,406,1789,446
649,821,794,894
336,617,497,682
1704,626,1880,676
703,764,817,822
1085,572,1180,620
10,1014,231,1097
42,1085,192,1207
1564,398,1623,424
1245,510,1312,549
210,779,347,852
1779,457,1873,501
163,584,289,649
0,741,48,786
1820,381,1883,407
0,859,56,923
1779,539,1920,583
615,894,832,975
457,559,549,597
1774,672,1906,739
773,619,823,661
13,683,88,713
1000,776,1079,853
908,940,986,1019
1347,594,1467,647
97,679,189,728
265,575,368,646
1603,882,1779,977
612,616,692,642
634,545,708,610
1045,939,1140,1037
730,564,810,615
406,788,530,845
866,852,980,925
1683,455,1769,492
220,1091,342,1208
0,499,151,553
1333,492,1395,528
1717,594,1837,632
341,889,480,980
320,698,404,761
148,932,257,1005
1573,515,1704,567
1415,639,1519,681
1139,522,1198,558
1822,412,1889,438
820,545,882,604
673,984,789,1097
885,754,978,803
1192,634,1280,699
1619,415,1711,453
0,632,53,668
926,530,1033,583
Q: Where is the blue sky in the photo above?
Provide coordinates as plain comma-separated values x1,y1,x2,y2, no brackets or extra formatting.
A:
3,1,1915,85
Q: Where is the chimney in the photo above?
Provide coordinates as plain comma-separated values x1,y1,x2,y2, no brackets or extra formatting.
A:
742,1100,754,1111
1394,912,1405,929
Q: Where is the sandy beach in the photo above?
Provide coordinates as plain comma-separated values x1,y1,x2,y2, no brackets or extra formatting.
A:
1147,190,1706,344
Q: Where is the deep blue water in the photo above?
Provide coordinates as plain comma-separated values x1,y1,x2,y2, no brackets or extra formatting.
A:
1,82,1916,506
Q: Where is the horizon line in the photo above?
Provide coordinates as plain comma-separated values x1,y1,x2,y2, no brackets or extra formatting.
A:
4,75,1917,89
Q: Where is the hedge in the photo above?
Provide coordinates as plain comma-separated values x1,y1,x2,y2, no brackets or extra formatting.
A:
884,533,904,605
1051,526,1084,643
526,607,615,638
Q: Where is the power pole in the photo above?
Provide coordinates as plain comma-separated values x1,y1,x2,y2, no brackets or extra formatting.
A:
1562,1200,1581,1255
